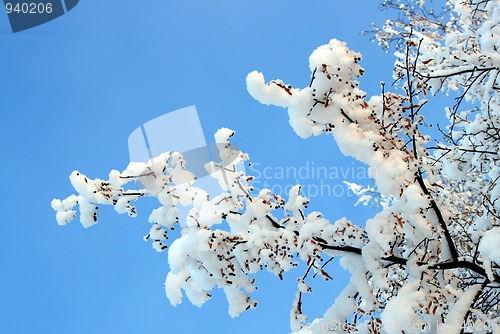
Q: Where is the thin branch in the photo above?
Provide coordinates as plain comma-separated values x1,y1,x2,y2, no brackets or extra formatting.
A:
415,66,498,80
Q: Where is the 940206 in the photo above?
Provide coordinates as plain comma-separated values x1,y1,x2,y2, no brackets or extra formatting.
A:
5,2,53,14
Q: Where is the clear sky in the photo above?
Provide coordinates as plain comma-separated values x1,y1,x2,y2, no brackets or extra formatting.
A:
0,1,400,333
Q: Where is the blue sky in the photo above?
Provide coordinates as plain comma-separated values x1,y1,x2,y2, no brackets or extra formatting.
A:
0,1,401,333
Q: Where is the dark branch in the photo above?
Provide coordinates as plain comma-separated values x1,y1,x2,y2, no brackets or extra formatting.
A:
425,260,500,284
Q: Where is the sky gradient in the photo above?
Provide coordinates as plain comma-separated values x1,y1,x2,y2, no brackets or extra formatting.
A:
0,1,402,333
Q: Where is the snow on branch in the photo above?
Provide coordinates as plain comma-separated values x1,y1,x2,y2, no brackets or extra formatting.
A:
54,1,499,332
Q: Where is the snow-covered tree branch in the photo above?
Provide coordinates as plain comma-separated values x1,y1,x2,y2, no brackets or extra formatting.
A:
53,1,499,333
